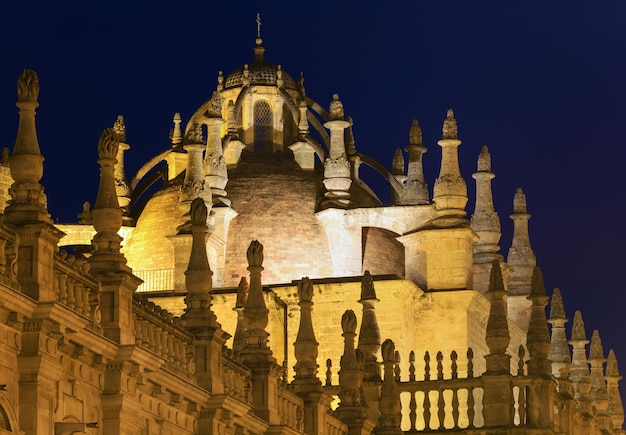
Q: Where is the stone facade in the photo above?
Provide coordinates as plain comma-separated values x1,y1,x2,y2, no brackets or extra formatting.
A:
0,37,623,435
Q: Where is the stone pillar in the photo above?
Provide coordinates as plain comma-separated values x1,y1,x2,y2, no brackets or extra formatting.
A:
223,100,246,167
240,240,282,424
432,109,468,228
569,311,592,423
179,198,230,394
400,119,429,205
5,70,64,302
470,146,504,293
232,277,248,352
203,93,229,206
375,339,402,435
358,271,381,381
290,103,316,170
606,350,625,432
482,261,513,427
589,330,610,433
112,115,132,224
323,94,352,208
335,310,375,435
507,188,536,331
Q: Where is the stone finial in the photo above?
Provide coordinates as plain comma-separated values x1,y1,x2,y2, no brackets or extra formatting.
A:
341,310,357,334
180,198,218,327
89,128,127,271
242,240,270,354
329,94,344,120
471,144,501,279
97,128,119,161
477,145,491,172
549,288,566,320
606,349,625,430
171,113,183,145
513,188,527,213
485,260,511,371
217,70,224,92
433,109,468,226
298,71,306,95
294,277,320,384
378,339,402,433
442,109,458,140
346,116,356,155
17,69,39,102
358,271,381,381
246,240,264,268
526,267,551,376
113,115,126,142
607,349,621,378
338,309,364,411
392,149,404,176
590,330,604,360
207,91,222,118
360,271,377,301
187,121,203,144
548,288,571,377
571,310,587,341
409,119,422,146
298,276,313,303
235,277,249,308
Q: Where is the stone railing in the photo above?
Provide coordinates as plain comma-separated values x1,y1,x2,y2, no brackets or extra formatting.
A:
323,413,349,435
0,226,19,288
277,387,304,431
132,295,194,376
53,250,100,327
222,348,252,403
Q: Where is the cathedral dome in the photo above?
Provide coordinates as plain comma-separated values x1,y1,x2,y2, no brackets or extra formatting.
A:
224,40,298,90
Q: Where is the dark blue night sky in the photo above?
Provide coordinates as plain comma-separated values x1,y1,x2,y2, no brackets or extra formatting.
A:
1,2,625,371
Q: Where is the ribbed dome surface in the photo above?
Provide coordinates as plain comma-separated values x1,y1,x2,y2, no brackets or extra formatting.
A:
224,60,298,90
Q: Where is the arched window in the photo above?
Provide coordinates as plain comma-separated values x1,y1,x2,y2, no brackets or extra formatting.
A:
254,101,273,150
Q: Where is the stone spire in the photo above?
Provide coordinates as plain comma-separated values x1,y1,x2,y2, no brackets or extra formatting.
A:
89,128,128,272
391,149,404,177
293,277,320,385
484,260,510,374
232,277,249,352
5,69,51,224
432,109,468,227
242,240,271,354
178,120,212,233
471,146,502,262
569,310,592,414
401,119,429,205
376,339,402,434
589,330,609,416
203,91,229,206
179,197,218,328
507,188,536,295
548,288,571,378
112,115,132,223
358,271,381,381
606,349,625,431
170,112,183,146
323,94,352,207
526,267,551,376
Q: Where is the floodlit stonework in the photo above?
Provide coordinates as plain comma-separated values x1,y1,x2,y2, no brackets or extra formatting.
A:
0,35,623,435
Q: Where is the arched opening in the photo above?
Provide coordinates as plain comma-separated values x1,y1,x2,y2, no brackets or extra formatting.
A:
254,100,273,151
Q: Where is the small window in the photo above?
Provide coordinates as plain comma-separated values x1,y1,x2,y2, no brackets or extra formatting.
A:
254,101,273,150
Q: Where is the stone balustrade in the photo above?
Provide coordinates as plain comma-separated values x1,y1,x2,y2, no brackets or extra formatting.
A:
53,250,100,326
133,295,194,376
324,416,349,435
222,348,251,402
277,387,304,430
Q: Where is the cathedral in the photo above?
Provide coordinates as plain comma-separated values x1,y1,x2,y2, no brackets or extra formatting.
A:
0,33,623,435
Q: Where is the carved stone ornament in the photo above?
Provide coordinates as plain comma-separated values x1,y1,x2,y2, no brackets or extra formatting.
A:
246,240,263,268
189,197,208,226
442,109,458,140
341,310,357,334
329,94,344,120
323,155,350,178
207,91,222,118
181,179,207,198
571,310,586,341
513,188,527,213
97,128,120,160
477,145,491,172
409,119,422,146
17,69,39,102
590,330,604,359
113,115,126,142
205,153,225,171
